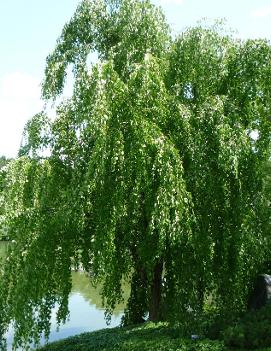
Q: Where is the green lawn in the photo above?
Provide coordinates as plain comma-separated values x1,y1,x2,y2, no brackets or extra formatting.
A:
36,322,271,351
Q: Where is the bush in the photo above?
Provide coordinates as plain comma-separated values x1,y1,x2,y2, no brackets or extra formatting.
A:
223,303,271,349
193,310,239,341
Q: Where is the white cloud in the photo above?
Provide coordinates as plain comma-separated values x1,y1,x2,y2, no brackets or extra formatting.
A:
159,0,184,5
0,72,41,100
251,5,271,18
0,72,43,157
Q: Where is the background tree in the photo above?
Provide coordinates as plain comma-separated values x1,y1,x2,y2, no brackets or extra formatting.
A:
0,157,11,170
0,0,270,349
0,156,11,240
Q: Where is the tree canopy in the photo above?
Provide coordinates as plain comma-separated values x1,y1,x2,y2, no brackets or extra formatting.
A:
0,0,271,349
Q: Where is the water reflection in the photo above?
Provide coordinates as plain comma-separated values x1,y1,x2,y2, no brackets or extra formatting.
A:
46,271,128,342
71,271,129,315
46,288,123,343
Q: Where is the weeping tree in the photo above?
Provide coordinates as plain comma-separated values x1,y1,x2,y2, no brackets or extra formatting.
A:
0,0,271,349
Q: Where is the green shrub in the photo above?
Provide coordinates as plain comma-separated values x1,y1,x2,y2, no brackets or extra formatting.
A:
223,303,271,349
193,310,239,341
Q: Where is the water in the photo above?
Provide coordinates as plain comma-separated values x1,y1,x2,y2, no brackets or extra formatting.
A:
29,272,125,343
0,242,128,349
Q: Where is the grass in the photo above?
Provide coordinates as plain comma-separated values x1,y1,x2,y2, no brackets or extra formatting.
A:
36,322,271,351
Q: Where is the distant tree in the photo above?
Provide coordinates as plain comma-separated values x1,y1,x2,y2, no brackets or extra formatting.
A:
0,156,9,195
0,156,11,170
0,156,11,240
0,0,270,349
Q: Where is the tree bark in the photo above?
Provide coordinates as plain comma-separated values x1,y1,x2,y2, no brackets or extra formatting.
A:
149,259,163,322
122,264,148,325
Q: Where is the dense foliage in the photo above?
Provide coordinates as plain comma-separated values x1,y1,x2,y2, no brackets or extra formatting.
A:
0,0,270,349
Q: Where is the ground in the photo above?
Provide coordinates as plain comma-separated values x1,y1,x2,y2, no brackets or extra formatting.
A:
36,322,270,351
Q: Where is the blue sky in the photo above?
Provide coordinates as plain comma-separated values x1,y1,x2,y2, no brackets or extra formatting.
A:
0,0,270,157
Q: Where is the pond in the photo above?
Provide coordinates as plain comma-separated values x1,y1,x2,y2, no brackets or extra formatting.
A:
0,242,128,350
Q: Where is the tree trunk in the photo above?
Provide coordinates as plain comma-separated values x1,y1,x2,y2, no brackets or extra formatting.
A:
149,259,163,322
122,259,148,326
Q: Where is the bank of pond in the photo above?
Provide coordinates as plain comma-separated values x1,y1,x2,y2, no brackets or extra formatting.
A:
36,322,270,351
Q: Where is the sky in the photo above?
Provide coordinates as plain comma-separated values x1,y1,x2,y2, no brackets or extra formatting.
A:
0,0,270,158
